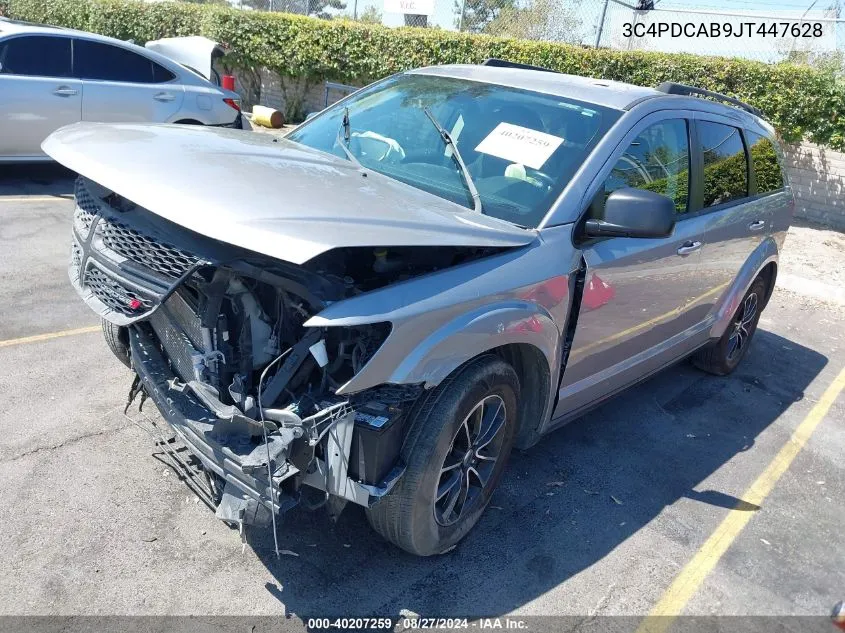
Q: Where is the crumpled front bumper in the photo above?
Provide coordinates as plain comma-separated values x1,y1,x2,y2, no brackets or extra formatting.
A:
128,324,298,519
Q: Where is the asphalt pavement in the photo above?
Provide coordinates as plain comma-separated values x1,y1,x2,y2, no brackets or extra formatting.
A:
0,167,843,630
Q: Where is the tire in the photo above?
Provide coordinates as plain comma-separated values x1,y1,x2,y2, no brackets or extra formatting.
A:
101,318,131,369
366,355,519,556
692,276,767,376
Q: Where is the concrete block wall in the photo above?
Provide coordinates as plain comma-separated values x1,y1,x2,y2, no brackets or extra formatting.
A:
259,70,345,119
783,142,845,230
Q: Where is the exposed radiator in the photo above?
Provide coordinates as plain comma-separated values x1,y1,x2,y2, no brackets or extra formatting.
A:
149,291,205,383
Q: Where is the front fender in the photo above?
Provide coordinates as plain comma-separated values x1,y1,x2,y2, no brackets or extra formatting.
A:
361,302,560,392
709,236,779,339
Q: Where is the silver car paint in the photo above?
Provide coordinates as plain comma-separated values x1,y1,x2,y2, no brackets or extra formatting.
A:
50,66,794,446
42,122,535,264
0,74,81,157
144,36,224,82
306,225,577,387
409,65,661,111
541,96,779,228
0,24,240,161
300,89,792,437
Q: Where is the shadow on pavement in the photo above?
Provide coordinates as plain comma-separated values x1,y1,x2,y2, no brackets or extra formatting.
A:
240,328,826,620
0,163,76,197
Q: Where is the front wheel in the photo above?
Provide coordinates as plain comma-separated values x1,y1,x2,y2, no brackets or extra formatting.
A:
101,319,131,368
693,276,766,376
366,356,519,556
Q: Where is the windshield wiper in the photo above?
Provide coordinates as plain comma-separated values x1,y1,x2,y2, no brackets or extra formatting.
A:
423,107,483,214
336,107,364,169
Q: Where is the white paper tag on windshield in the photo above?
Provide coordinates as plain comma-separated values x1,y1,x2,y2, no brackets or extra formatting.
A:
474,122,564,170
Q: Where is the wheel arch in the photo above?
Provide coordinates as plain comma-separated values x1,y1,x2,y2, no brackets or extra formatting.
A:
336,305,561,449
758,260,778,308
709,237,779,340
490,342,552,449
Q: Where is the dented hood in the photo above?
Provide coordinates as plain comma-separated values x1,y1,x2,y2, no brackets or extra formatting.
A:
42,123,534,265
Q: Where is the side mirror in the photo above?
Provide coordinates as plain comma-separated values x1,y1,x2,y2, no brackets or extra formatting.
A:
584,188,676,239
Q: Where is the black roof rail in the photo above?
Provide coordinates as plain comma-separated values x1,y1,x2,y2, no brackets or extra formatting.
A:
656,81,764,118
481,58,560,74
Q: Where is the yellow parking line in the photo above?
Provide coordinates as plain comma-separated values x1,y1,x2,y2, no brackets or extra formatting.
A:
0,195,73,203
0,325,100,349
636,365,845,633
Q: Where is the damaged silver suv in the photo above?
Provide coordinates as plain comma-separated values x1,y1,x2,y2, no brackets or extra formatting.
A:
47,60,793,556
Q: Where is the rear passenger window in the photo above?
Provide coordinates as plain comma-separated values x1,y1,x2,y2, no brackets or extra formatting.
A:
745,131,785,195
601,119,690,214
152,63,175,83
74,39,163,83
0,36,72,77
699,121,748,208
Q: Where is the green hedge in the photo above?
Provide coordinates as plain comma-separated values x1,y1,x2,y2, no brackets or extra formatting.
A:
8,0,845,148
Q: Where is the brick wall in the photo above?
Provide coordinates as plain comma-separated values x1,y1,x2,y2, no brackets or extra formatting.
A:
784,142,845,230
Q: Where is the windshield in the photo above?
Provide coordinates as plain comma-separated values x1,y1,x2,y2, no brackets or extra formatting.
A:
288,73,620,228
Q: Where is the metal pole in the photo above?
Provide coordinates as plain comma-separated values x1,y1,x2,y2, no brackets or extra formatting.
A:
788,0,819,57
458,0,468,31
595,0,610,47
627,7,639,50
353,0,358,19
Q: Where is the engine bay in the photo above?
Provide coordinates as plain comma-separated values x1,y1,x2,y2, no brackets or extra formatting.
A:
69,176,511,544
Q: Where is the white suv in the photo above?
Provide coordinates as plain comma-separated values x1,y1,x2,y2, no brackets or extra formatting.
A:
0,18,245,162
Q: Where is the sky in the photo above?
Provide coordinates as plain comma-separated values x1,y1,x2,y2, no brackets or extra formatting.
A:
598,0,840,61
363,0,841,62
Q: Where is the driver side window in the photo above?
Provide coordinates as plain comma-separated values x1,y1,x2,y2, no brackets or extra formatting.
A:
599,119,690,216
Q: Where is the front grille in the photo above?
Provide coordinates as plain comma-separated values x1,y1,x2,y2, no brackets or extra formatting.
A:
100,219,200,279
70,242,82,275
74,205,96,237
85,265,153,317
74,179,99,237
150,301,201,383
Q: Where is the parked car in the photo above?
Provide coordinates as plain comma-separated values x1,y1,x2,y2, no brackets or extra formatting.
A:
46,60,793,556
0,18,244,162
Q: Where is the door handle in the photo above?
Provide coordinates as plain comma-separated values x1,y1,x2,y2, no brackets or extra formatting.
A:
748,220,766,231
676,240,702,256
153,92,175,102
53,86,78,97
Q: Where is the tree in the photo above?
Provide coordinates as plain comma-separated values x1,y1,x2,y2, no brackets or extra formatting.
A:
484,0,581,42
308,0,346,19
455,0,517,33
358,5,382,23
239,0,346,18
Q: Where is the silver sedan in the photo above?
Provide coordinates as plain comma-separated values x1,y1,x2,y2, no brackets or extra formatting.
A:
0,18,246,162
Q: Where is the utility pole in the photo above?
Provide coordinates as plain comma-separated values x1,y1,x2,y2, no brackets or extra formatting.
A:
595,0,610,47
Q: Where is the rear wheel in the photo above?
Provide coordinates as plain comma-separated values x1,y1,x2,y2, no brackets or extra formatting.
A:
101,318,131,368
366,356,519,556
693,276,766,376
